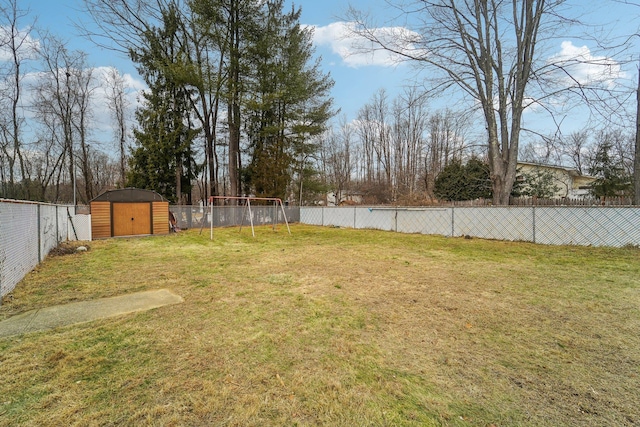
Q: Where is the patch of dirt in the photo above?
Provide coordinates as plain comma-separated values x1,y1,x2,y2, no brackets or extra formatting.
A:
48,242,90,257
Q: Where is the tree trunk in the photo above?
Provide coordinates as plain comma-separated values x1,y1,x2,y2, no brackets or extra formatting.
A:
634,66,640,205
227,0,241,200
176,159,182,204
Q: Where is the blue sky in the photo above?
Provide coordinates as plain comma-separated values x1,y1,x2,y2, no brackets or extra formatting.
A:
13,0,640,146
21,0,410,123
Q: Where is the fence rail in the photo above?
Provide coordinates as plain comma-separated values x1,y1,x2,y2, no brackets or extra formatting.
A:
406,196,634,207
300,206,640,248
0,199,91,301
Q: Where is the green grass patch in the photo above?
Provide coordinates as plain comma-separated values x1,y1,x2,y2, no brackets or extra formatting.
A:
1,224,639,426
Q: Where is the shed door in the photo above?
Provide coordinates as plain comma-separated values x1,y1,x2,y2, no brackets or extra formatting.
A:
113,203,151,236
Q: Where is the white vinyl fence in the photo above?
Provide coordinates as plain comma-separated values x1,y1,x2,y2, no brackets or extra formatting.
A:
0,199,91,301
300,206,640,248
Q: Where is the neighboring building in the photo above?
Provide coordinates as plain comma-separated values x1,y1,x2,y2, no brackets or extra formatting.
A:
326,191,363,206
516,162,596,199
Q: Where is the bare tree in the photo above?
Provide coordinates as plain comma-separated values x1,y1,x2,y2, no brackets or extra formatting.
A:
347,0,588,204
605,128,634,178
354,101,376,185
71,62,95,202
560,130,590,174
424,109,468,197
89,149,119,196
33,35,96,204
354,89,395,200
29,131,66,201
611,1,640,204
636,67,640,203
390,88,428,198
320,118,354,205
0,0,36,198
104,67,129,188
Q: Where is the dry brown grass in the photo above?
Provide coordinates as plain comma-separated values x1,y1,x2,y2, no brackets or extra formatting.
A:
1,225,639,426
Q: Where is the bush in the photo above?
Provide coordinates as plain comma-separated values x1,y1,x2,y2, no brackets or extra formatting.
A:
434,158,492,201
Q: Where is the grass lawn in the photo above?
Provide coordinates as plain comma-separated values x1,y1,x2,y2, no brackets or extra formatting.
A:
1,224,639,426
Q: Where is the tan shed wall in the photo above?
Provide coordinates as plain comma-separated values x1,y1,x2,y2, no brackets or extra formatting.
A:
152,202,169,235
91,199,169,239
90,201,112,239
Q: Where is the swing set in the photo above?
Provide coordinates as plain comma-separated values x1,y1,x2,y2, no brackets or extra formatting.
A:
206,196,291,239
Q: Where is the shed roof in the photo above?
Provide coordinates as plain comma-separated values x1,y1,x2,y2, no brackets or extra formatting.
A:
91,188,166,203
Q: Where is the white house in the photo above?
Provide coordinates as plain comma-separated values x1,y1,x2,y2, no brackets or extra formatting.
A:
325,191,363,206
516,162,596,198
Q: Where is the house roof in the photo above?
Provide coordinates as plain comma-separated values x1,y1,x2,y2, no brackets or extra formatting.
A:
517,161,594,178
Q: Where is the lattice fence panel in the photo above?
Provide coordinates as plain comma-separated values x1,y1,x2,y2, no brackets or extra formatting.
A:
300,206,640,247
40,205,60,257
0,203,39,298
454,207,534,241
72,214,92,241
174,205,299,229
397,208,453,236
323,207,356,228
354,207,394,231
536,207,640,247
300,207,323,225
1,201,92,300
58,206,69,241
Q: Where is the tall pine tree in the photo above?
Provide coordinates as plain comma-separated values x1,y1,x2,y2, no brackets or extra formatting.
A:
244,0,333,200
127,4,200,203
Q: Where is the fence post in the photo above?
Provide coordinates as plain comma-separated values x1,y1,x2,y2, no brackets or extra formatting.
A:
395,207,398,233
354,207,357,228
37,203,42,263
451,207,455,237
532,206,536,244
55,205,59,244
322,207,324,227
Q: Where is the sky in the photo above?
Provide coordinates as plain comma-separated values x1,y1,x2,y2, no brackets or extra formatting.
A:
11,0,640,152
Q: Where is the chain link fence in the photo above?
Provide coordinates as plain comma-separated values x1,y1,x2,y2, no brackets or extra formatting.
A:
0,200,91,301
170,205,300,230
3,201,636,301
301,206,640,247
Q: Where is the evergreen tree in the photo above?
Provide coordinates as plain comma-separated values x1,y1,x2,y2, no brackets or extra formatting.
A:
434,158,492,201
589,143,631,200
464,158,492,200
434,160,465,201
244,0,333,200
127,4,200,203
512,168,561,199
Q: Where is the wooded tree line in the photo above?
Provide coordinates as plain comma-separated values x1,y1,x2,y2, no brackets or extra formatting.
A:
87,0,333,204
0,0,333,204
0,0,128,203
1,0,639,206
318,89,472,205
316,89,636,204
346,0,640,205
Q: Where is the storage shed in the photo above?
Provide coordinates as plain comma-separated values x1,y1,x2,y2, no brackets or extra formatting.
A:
90,188,170,239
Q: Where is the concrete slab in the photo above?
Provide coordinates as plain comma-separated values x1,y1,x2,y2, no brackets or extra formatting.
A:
0,289,183,339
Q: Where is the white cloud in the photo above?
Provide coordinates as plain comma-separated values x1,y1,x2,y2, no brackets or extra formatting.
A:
309,21,423,68
548,41,624,88
0,25,39,62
